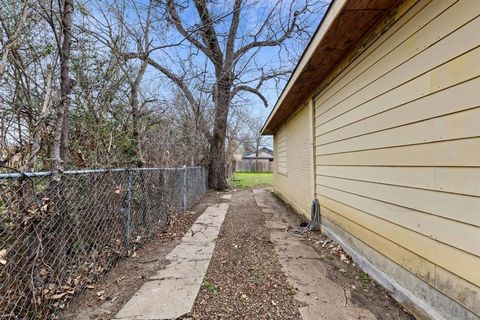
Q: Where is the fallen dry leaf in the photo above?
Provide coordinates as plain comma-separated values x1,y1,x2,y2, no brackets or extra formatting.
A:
115,276,126,284
0,249,7,265
50,293,67,300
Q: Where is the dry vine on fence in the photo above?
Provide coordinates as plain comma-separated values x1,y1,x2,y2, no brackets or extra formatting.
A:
0,167,207,319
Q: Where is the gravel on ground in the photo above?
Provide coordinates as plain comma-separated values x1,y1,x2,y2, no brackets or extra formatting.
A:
192,189,302,320
60,188,416,320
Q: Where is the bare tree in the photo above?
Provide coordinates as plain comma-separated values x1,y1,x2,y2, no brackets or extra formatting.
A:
0,1,30,79
245,116,269,170
120,0,323,189
224,104,249,176
0,1,56,171
1,0,323,186
40,0,75,179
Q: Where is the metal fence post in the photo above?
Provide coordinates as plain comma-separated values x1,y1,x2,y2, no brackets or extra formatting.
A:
201,167,204,195
182,167,187,210
125,170,133,246
203,166,207,194
141,171,148,228
159,169,165,218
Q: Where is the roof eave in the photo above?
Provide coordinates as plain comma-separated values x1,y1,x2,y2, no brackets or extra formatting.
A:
261,0,345,135
261,0,403,135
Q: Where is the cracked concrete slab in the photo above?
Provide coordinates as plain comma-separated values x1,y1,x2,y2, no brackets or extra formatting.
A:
274,240,321,260
254,190,376,320
265,220,288,230
115,203,229,320
299,305,376,320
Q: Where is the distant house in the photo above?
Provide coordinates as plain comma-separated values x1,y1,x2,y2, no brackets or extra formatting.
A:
242,147,273,162
261,1,480,319
236,147,273,172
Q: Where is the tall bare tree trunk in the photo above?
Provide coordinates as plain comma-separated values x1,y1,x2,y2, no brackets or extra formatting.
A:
208,81,230,190
130,61,148,167
47,0,74,288
52,0,74,180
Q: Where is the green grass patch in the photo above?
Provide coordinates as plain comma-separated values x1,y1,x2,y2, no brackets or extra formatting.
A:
228,172,273,189
202,279,219,294
358,271,371,285
249,274,262,285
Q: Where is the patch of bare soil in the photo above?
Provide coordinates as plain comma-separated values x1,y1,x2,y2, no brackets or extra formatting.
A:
307,233,414,320
192,190,302,320
267,193,415,320
59,192,219,320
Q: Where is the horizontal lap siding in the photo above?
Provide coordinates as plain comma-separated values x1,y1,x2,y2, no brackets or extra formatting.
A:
276,126,287,175
313,0,480,316
274,105,312,217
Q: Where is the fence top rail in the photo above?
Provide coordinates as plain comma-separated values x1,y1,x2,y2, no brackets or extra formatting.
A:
0,166,202,180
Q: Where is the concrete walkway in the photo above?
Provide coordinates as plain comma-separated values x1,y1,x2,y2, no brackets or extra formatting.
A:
253,189,376,320
115,201,230,320
114,189,377,320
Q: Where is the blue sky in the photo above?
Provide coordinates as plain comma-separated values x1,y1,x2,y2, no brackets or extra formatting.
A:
91,0,330,122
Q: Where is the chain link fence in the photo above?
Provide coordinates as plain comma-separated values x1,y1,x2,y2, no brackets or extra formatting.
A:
0,166,207,319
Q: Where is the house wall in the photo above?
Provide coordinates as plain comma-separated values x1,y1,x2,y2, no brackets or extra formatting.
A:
273,104,313,217
312,0,480,318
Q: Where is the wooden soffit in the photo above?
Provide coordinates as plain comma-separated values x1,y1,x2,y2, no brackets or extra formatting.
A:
261,0,404,135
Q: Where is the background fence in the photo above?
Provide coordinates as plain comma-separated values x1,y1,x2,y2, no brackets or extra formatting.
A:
234,159,273,173
0,166,207,319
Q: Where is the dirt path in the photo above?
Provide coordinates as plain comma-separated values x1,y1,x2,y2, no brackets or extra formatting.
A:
192,189,302,320
192,188,414,320
61,188,414,320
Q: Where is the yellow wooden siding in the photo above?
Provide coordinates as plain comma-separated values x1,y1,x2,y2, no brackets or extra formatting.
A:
315,54,480,144
313,0,480,315
315,0,479,121
276,126,287,175
319,207,480,315
274,105,312,216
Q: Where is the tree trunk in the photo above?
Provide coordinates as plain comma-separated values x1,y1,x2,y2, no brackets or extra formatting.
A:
208,83,230,190
130,60,148,167
208,136,227,190
47,0,74,289
28,65,54,170
52,0,74,180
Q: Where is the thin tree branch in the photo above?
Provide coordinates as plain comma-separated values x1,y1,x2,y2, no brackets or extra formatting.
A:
193,0,224,70
233,6,307,61
232,85,268,107
166,0,213,62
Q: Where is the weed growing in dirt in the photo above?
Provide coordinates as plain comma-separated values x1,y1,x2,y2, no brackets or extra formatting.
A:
202,279,219,294
358,271,371,285
249,275,262,285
